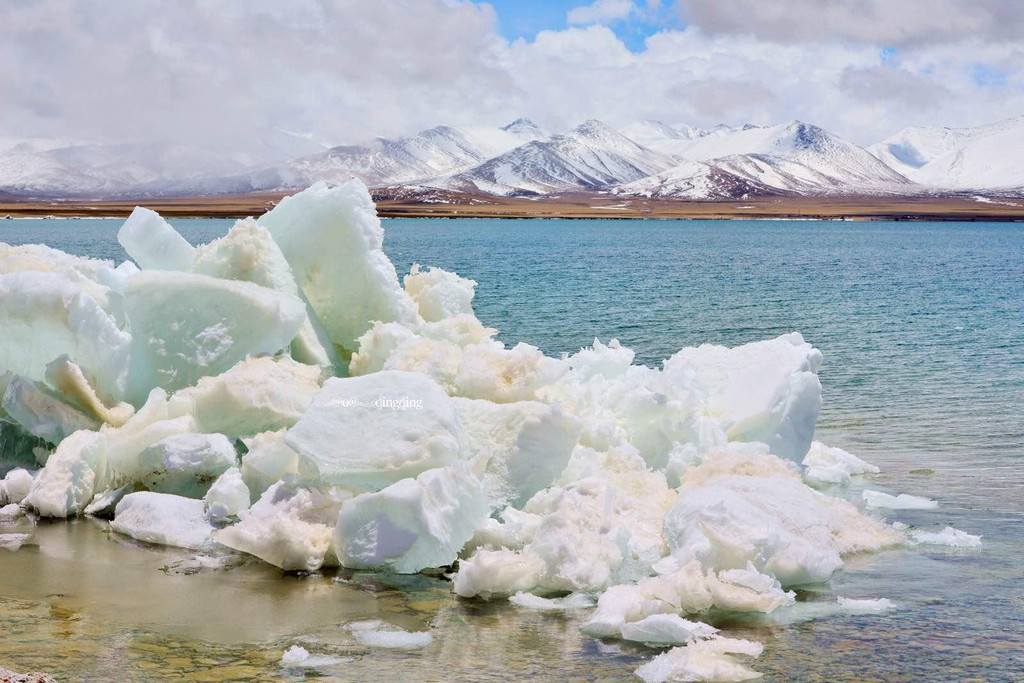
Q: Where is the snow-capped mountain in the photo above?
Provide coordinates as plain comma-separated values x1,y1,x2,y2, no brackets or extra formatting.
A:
432,119,677,196
869,115,1024,191
2,115,1022,200
618,121,911,198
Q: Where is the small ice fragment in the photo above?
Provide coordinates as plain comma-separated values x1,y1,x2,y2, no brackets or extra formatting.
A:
0,533,31,551
280,645,309,665
908,526,982,547
0,503,25,521
634,635,764,683
837,597,895,614
352,629,433,649
862,490,938,510
509,592,596,611
3,468,35,504
279,645,349,668
620,614,718,646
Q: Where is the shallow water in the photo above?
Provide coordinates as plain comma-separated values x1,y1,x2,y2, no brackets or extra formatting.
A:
1,217,1022,680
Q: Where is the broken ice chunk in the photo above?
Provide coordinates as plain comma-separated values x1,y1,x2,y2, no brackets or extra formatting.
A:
664,332,822,462
802,441,879,487
404,264,477,322
454,397,582,509
137,433,237,498
258,180,419,352
1,373,99,444
24,430,107,518
191,218,338,368
110,491,214,550
45,356,135,427
204,466,250,520
862,490,938,510
213,481,345,571
620,614,718,646
634,635,764,683
123,271,306,403
169,356,321,438
0,271,131,401
117,206,196,271
333,462,488,573
286,371,466,489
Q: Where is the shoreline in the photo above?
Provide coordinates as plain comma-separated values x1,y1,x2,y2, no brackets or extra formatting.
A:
2,192,1024,221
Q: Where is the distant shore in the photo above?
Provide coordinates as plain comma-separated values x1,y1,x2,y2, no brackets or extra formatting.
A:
2,191,1024,221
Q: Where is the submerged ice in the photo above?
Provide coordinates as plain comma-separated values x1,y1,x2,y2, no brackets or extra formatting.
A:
0,179,961,681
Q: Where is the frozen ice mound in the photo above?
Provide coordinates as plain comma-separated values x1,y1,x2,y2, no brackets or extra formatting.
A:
0,180,958,681
286,371,467,489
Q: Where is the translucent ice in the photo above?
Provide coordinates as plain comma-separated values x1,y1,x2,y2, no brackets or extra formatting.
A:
191,218,338,368
117,206,196,271
1,373,99,444
258,180,418,352
620,614,718,646
862,490,938,510
123,271,306,403
837,597,895,613
454,397,581,509
508,592,595,611
0,271,131,401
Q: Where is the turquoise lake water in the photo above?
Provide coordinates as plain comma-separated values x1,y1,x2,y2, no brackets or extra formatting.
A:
0,217,1021,680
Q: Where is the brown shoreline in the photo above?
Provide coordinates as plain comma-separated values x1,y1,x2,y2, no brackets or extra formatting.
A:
2,191,1023,221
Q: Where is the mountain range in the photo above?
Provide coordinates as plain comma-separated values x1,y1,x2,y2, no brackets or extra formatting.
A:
2,115,1023,201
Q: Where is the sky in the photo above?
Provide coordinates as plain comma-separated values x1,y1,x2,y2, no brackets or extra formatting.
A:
2,0,1023,153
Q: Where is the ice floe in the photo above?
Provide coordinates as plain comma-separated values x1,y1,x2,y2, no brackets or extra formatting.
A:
862,489,938,510
0,179,964,681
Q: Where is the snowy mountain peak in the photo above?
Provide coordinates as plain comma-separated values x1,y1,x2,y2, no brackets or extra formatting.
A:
502,118,546,138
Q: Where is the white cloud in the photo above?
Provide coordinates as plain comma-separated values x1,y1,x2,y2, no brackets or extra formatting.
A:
1,0,1021,165
567,0,636,26
676,0,1024,46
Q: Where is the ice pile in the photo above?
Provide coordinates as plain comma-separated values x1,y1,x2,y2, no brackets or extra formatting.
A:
0,180,949,681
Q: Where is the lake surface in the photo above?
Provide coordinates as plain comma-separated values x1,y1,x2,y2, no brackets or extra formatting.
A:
1,217,1022,680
